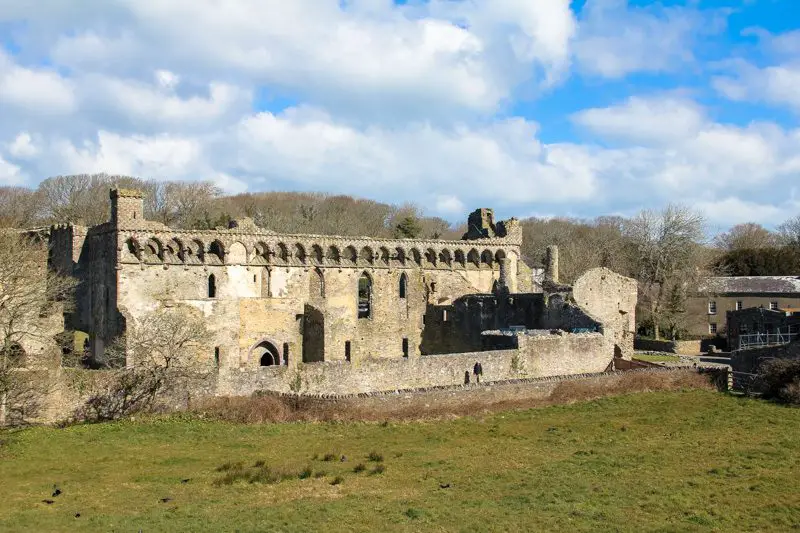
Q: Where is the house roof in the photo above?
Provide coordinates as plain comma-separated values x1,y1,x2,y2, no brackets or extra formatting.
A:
700,276,800,295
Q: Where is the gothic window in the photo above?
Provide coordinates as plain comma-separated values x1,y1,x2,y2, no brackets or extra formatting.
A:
358,272,372,319
208,274,217,298
399,273,408,299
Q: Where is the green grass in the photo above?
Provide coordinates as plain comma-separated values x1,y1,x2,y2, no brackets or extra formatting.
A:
633,354,681,363
1,390,799,532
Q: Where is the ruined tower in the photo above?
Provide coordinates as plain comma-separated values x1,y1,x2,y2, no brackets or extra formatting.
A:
110,188,144,225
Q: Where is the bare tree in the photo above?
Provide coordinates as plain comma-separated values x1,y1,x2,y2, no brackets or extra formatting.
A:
0,232,75,425
776,215,800,247
76,305,211,421
713,223,777,250
624,205,706,340
0,187,42,228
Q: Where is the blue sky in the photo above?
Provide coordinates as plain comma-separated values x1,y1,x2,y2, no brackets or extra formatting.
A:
0,0,798,232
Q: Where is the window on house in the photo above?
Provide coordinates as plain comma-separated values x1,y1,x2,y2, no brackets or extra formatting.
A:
708,301,717,314
402,338,409,358
358,272,372,319
769,301,779,311
345,341,351,362
208,274,217,298
399,273,407,299
709,323,717,335
736,301,743,311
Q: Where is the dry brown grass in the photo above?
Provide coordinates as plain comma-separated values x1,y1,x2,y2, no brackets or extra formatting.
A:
193,369,717,424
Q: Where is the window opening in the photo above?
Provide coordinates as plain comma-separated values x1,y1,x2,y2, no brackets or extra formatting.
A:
358,272,372,319
708,301,716,314
282,343,289,366
399,273,407,299
214,347,220,367
402,338,409,358
208,274,217,298
345,341,351,362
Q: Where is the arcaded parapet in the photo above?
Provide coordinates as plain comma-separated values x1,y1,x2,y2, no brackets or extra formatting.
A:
571,267,637,360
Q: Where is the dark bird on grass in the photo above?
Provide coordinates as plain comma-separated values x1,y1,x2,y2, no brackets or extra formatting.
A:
52,485,62,497
75,513,81,518
340,456,346,462
159,497,172,503
42,499,54,505
181,479,191,484
439,483,451,489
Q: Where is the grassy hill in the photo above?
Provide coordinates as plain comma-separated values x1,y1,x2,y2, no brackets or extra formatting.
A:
1,390,798,532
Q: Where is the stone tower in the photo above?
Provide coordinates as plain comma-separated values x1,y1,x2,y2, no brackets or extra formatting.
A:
110,188,144,225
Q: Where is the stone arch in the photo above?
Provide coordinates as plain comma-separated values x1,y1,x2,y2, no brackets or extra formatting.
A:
252,241,270,265
358,271,373,319
424,248,437,267
344,245,358,265
251,339,281,367
277,242,289,264
378,246,390,266
208,240,225,265
394,247,407,266
294,243,307,264
360,246,374,265
310,244,324,264
481,249,494,269
410,248,422,266
326,245,341,265
454,249,466,268
124,237,141,262
439,249,453,268
165,237,184,264
143,237,164,263
467,248,480,268
495,249,506,263
187,239,205,264
228,241,247,265
309,267,325,298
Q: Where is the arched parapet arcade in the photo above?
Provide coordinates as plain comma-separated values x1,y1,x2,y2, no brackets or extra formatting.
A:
116,228,520,275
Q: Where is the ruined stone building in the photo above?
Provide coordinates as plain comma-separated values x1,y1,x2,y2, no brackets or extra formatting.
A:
47,189,638,395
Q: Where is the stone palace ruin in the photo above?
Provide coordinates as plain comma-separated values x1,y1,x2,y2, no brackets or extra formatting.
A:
47,189,637,396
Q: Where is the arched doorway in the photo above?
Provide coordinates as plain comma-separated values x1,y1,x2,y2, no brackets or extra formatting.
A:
253,340,281,367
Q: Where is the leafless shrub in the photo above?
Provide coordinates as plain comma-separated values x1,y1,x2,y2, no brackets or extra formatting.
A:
758,359,800,404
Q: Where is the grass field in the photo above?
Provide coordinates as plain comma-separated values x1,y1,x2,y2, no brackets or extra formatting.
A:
633,353,682,363
1,390,799,532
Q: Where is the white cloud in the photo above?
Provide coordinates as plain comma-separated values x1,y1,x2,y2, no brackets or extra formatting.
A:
435,195,466,216
574,0,720,78
693,197,798,227
713,60,800,113
0,50,76,114
0,155,23,185
572,96,706,144
18,0,576,122
7,132,38,158
570,96,800,219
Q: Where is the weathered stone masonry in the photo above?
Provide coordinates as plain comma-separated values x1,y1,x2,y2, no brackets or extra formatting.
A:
48,189,637,396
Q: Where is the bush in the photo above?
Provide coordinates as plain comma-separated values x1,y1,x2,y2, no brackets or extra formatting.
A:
758,359,800,404
367,451,383,463
353,463,366,473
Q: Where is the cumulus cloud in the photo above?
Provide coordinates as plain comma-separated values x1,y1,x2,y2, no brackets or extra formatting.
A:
0,0,797,228
574,0,723,78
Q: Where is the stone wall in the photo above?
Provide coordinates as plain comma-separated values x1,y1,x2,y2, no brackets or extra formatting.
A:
572,267,638,359
219,331,609,396
731,341,800,374
634,338,703,355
